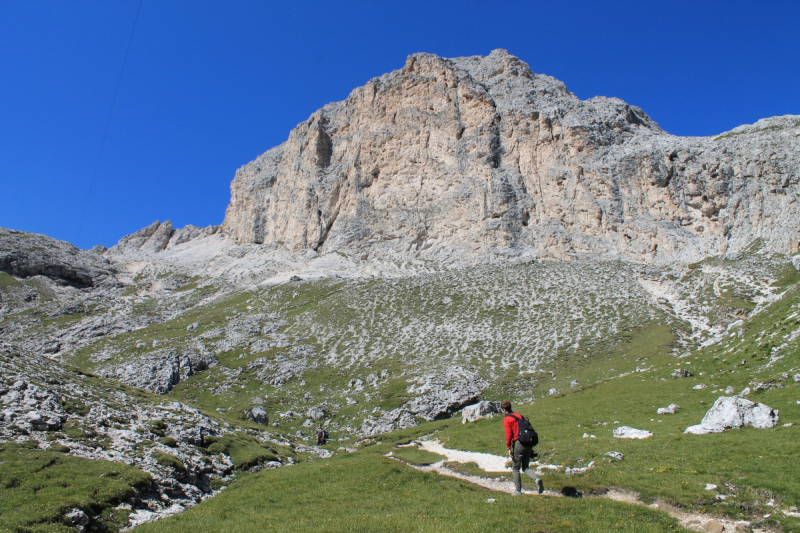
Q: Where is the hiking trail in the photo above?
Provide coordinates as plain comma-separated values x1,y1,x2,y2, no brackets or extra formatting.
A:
388,439,765,533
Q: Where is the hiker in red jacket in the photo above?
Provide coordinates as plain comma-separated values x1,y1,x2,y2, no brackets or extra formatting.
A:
502,400,544,495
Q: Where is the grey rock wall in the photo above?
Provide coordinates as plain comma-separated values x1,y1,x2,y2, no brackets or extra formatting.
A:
221,50,800,265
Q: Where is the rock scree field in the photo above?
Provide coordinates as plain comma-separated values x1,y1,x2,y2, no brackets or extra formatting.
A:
1,50,800,532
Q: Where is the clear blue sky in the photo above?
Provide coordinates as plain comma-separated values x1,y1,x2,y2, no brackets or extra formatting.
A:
1,1,798,249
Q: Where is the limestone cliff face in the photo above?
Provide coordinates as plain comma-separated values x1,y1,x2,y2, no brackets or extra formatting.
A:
222,50,800,264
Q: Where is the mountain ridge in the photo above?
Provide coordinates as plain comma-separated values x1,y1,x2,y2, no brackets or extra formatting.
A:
214,49,799,266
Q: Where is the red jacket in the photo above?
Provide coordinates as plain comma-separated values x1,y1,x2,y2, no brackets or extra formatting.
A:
504,413,522,449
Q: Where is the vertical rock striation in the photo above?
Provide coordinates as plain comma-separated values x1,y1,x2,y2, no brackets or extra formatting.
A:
221,50,800,264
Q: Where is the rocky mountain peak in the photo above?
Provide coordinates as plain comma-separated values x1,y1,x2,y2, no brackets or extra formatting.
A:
218,50,799,265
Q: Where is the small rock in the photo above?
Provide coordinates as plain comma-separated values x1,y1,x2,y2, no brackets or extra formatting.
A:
725,386,734,394
65,508,89,527
657,403,680,414
703,520,724,533
570,380,579,389
739,387,751,397
671,369,692,378
613,427,652,439
246,406,269,425
582,433,597,439
783,423,793,427
693,384,708,390
605,451,624,461
705,483,718,491
289,275,302,282
548,388,560,396
186,322,199,332
486,498,496,503
307,407,325,420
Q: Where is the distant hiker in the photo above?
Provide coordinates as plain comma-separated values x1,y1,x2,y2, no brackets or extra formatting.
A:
316,428,328,445
502,400,544,495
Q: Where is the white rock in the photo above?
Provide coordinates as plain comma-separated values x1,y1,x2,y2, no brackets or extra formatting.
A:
64,509,89,527
740,387,751,397
307,407,325,420
613,426,653,439
657,403,680,414
684,396,779,435
582,433,597,439
725,386,735,394
605,451,624,461
705,483,718,491
461,401,501,424
693,384,707,390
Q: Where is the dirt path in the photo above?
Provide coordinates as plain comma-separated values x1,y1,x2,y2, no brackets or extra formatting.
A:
391,440,762,533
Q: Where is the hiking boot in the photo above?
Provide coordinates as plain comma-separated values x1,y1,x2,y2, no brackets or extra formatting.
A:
511,490,522,496
537,479,544,494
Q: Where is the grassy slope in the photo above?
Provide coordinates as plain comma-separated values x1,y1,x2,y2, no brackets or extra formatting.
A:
139,272,800,532
136,437,687,533
0,443,151,533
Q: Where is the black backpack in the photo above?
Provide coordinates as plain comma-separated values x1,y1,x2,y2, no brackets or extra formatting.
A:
508,413,538,447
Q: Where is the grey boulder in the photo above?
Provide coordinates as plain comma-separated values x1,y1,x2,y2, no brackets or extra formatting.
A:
684,396,779,435
247,406,269,425
461,401,501,424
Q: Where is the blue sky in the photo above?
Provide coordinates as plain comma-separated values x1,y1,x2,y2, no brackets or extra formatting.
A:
1,1,798,249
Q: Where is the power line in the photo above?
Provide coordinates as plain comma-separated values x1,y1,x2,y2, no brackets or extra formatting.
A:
78,0,143,243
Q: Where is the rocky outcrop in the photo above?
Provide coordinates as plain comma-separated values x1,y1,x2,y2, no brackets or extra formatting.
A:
221,50,800,265
0,228,115,287
100,349,218,394
461,400,501,423
360,367,487,436
0,380,66,432
0,348,241,529
246,345,317,387
685,396,779,435
110,221,220,255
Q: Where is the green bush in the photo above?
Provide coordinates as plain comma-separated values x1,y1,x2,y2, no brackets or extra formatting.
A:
159,437,178,447
200,433,279,469
148,420,167,437
61,399,90,416
49,443,71,453
152,452,184,472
